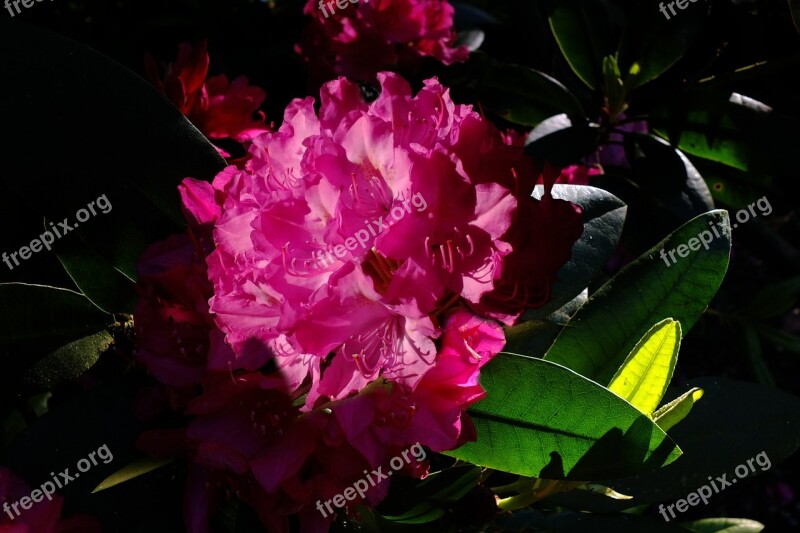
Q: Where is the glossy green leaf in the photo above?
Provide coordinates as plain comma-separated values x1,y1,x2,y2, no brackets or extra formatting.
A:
545,210,731,384
652,92,794,175
478,64,585,126
547,377,800,512
624,133,714,222
445,354,681,481
697,165,773,210
527,185,626,319
548,0,616,89
653,387,704,432
93,457,175,493
609,319,682,416
22,330,113,393
617,0,708,88
0,283,111,373
525,114,601,168
680,517,764,532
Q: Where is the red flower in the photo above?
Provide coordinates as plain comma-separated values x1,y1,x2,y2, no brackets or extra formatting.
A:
145,42,269,153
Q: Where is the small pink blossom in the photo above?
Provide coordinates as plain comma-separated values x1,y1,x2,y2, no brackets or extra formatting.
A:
297,0,469,82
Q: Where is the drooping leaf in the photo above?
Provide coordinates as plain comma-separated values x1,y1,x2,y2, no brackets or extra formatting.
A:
608,319,682,416
445,353,681,481
22,330,114,393
93,457,176,493
545,210,731,384
653,387,704,432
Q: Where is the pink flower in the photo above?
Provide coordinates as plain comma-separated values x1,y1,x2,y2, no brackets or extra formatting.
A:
145,41,270,152
181,72,563,403
332,309,505,460
134,234,246,389
297,0,468,82
0,467,100,533
477,164,584,324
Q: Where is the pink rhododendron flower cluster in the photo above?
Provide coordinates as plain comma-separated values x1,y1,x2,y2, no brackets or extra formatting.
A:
297,0,469,82
0,467,100,533
145,41,270,154
133,72,583,531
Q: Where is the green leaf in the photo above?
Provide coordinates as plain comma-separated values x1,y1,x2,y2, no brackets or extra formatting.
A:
22,331,113,393
652,92,794,175
445,354,681,481
609,319,682,416
0,283,112,371
525,114,601,168
680,517,765,532
93,457,175,493
653,387,704,432
478,64,585,127
54,232,137,314
617,0,708,88
602,55,626,118
624,133,714,223
695,163,773,210
545,210,731,384
526,185,627,320
548,0,616,89
546,377,800,512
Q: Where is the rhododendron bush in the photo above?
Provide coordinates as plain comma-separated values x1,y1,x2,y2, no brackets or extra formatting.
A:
2,1,800,531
